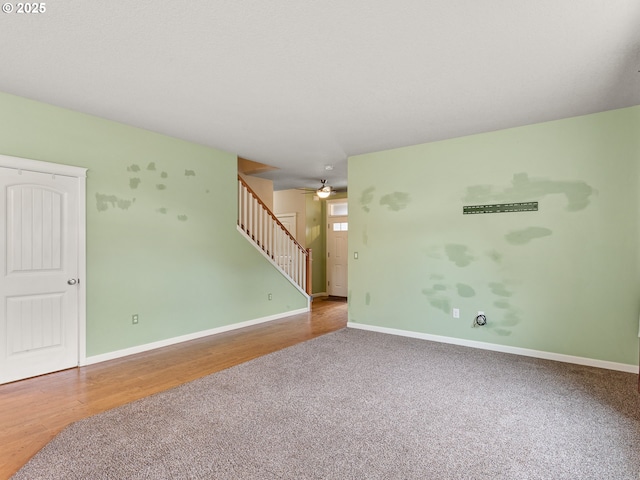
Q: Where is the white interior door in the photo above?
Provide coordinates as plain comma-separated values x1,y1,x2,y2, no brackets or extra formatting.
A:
0,165,81,384
327,214,348,297
276,213,297,240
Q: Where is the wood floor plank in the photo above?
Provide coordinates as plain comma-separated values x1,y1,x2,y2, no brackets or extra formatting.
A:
0,297,347,479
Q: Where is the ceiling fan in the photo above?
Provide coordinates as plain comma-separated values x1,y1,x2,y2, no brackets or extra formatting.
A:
297,179,335,198
315,179,332,198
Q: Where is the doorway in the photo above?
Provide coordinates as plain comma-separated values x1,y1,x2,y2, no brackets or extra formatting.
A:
0,155,86,384
326,199,348,297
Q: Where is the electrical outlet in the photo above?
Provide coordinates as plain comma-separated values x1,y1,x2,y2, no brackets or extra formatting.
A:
354,252,359,259
268,293,272,301
132,314,139,324
452,308,460,318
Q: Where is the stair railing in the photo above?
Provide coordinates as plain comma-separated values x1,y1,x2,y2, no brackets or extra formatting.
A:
237,176,312,296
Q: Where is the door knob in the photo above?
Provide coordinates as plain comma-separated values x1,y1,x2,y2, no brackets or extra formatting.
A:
67,279,78,285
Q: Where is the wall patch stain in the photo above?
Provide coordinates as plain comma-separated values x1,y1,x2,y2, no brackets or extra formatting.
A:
492,328,512,336
156,184,167,190
423,246,442,259
445,244,475,267
185,170,196,177
505,227,552,245
95,193,134,212
433,284,447,291
380,192,411,211
126,164,140,172
489,282,513,297
456,283,476,298
464,173,595,212
421,288,451,314
177,214,188,222
494,300,510,309
429,297,451,314
161,172,168,179
486,250,503,263
360,187,375,212
129,178,141,189
502,309,521,327
486,307,521,336
156,207,168,214
365,292,371,306
464,184,493,201
147,162,156,171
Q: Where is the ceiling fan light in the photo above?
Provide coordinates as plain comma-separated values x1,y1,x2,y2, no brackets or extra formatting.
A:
316,187,331,198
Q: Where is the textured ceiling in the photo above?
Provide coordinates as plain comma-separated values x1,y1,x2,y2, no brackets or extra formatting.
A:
1,1,639,191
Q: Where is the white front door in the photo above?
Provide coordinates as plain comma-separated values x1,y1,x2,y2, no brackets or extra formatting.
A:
0,166,81,384
327,215,348,297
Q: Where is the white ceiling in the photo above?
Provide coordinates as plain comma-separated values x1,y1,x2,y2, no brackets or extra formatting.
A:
1,1,639,191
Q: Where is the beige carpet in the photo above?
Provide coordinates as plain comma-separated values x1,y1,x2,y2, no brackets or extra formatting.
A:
13,328,640,479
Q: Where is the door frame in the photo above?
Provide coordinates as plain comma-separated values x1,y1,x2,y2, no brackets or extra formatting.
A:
0,154,88,366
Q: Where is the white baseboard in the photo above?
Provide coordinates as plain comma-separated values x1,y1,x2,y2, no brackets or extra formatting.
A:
82,307,309,366
347,322,639,374
312,292,328,299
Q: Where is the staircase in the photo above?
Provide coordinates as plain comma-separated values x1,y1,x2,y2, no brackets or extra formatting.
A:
237,176,312,297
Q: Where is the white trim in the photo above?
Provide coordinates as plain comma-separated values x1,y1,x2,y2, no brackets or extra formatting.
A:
0,154,88,374
83,307,309,366
237,225,311,306
77,175,87,365
0,153,87,178
347,322,639,373
312,292,329,299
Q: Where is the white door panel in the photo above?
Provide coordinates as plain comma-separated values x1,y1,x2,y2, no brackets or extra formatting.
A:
7,185,63,273
7,293,65,356
1,166,80,384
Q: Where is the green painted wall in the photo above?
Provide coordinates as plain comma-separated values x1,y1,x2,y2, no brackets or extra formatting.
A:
0,92,307,357
349,106,640,365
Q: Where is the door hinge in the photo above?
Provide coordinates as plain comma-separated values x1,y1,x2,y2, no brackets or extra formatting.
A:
328,252,330,258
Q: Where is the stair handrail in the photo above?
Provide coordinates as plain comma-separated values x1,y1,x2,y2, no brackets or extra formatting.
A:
238,176,307,252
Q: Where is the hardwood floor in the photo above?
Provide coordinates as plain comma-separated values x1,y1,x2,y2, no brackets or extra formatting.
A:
0,297,347,479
